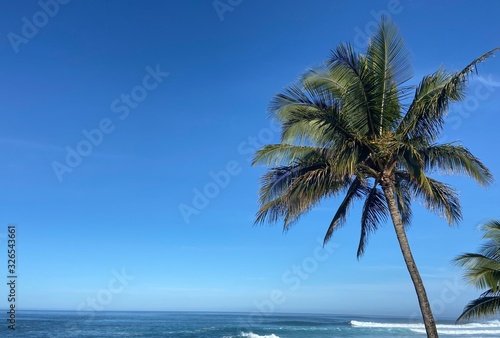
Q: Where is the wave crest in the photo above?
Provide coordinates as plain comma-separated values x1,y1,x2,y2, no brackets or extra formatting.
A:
240,332,280,338
350,320,500,335
411,329,500,335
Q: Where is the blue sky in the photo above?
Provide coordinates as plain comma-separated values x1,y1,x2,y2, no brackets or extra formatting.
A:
1,0,500,319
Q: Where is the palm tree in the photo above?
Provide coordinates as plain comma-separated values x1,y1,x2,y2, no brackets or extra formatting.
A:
252,18,497,337
454,220,500,322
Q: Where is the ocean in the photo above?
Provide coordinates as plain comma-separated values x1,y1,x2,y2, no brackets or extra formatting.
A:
4,311,500,337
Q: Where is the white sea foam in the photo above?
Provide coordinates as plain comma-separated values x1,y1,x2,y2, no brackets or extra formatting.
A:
240,332,280,338
411,329,500,335
350,320,423,329
351,320,500,335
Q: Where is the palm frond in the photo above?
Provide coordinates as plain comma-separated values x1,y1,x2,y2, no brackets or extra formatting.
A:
252,144,324,167
482,220,500,241
327,43,378,137
366,17,413,87
397,143,435,198
323,177,364,244
401,173,461,225
366,17,411,133
358,181,388,258
256,161,352,231
454,253,500,290
270,83,359,147
393,175,412,227
456,290,500,323
396,69,456,141
454,221,500,290
257,165,300,206
424,143,493,186
397,48,499,143
302,68,348,98
479,221,500,261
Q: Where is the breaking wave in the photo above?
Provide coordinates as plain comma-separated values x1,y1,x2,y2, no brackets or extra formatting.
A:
350,320,500,335
240,332,280,338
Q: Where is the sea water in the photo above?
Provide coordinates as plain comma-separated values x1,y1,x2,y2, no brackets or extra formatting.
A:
4,310,500,337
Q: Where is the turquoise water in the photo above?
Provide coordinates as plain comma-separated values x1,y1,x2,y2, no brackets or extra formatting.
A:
3,311,500,337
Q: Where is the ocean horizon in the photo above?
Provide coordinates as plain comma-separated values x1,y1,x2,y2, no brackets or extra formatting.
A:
3,310,500,337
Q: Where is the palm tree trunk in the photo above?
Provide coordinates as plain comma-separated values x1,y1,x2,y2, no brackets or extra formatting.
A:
381,183,439,338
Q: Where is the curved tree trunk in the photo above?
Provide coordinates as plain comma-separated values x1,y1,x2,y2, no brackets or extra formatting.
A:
382,183,439,338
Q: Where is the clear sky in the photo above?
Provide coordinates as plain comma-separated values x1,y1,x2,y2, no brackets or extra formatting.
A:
1,0,500,319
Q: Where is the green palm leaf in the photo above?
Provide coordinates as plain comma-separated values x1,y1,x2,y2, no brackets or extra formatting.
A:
323,177,364,244
393,175,412,227
253,144,325,167
424,143,493,186
366,17,412,133
327,43,377,136
456,290,500,323
455,220,500,322
397,48,499,143
358,181,388,257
